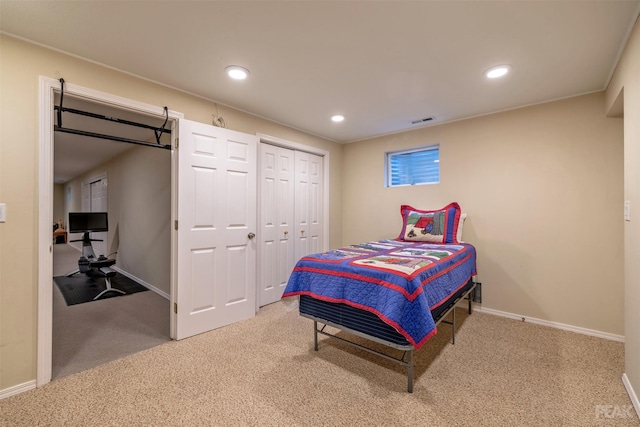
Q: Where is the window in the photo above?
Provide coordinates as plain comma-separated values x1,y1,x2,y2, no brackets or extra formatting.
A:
385,144,440,187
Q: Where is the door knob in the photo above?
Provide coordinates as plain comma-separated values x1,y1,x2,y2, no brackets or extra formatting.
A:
248,232,256,239
301,229,305,234
284,231,288,235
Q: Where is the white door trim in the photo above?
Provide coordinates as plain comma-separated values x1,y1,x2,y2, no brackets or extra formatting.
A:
256,134,330,253
37,76,183,386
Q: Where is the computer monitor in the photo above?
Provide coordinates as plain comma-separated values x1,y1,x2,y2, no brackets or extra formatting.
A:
68,212,109,233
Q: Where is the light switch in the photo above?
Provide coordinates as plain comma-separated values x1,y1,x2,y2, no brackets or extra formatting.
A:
624,200,631,221
0,203,5,222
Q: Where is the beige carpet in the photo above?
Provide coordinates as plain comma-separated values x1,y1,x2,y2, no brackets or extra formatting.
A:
2,300,638,426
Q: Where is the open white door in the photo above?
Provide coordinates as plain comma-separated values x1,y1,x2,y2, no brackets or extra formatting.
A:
175,120,257,340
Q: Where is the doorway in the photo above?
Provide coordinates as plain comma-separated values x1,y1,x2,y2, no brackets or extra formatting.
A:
51,94,173,379
38,77,183,385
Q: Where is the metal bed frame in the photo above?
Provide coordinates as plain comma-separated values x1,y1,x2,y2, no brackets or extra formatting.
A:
300,281,481,393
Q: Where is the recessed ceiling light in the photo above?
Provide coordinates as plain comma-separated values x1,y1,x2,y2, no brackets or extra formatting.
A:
225,65,249,80
485,65,511,79
331,114,345,123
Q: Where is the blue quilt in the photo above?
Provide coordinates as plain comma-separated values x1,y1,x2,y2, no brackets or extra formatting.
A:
282,239,477,349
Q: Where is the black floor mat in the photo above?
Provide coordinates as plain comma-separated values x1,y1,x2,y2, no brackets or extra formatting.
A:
53,273,149,306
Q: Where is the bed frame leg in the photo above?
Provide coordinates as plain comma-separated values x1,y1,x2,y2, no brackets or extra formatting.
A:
407,350,414,393
451,307,456,345
313,320,318,351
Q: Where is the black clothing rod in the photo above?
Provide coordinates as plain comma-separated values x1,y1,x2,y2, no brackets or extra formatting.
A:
56,78,171,149
53,105,171,135
54,125,172,150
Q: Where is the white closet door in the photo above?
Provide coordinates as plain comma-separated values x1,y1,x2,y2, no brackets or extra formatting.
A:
258,144,294,307
175,119,257,340
294,151,323,262
81,177,107,257
91,179,107,256
307,152,323,255
81,183,90,212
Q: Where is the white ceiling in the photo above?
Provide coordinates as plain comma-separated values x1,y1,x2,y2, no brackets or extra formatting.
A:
1,1,639,146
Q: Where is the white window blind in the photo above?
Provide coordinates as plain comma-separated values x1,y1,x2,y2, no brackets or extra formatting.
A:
386,145,440,187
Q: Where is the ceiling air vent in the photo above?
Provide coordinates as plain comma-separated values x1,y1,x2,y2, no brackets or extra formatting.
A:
411,116,435,125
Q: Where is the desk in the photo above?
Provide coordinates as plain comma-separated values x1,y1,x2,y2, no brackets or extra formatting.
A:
53,229,67,244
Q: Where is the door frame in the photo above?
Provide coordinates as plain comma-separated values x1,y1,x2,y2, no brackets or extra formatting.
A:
37,77,184,386
256,133,330,311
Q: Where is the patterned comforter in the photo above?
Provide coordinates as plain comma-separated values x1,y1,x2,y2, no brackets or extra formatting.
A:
282,239,477,349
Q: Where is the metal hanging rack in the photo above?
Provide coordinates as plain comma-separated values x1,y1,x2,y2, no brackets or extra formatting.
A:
54,78,172,150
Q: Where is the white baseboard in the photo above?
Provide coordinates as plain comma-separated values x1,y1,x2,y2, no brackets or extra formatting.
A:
112,267,170,300
57,250,169,301
472,305,625,342
0,380,36,400
623,374,640,418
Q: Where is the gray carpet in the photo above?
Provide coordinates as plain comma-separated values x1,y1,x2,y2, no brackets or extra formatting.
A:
51,243,170,380
2,300,637,426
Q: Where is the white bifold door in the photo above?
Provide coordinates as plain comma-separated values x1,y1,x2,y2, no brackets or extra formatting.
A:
81,176,108,257
294,150,323,261
258,144,323,307
175,120,257,340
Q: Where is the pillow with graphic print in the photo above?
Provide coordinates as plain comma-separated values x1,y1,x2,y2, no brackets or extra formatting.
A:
398,203,461,244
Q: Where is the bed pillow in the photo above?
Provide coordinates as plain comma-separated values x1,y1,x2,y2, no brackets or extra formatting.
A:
398,203,461,244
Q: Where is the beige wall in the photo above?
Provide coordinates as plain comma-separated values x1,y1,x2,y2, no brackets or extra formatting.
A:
0,35,343,390
65,146,171,294
606,17,640,407
343,92,623,336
